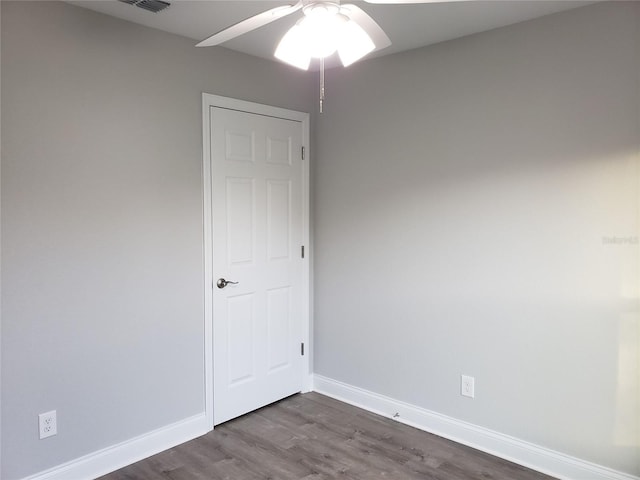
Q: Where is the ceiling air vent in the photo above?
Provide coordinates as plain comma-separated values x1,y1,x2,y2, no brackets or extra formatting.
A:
117,0,170,13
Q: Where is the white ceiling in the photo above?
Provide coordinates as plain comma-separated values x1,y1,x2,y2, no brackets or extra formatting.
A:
70,0,595,69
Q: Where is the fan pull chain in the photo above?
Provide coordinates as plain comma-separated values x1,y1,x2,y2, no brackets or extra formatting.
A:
320,57,325,114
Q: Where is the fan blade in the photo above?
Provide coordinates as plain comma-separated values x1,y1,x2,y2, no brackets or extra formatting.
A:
340,4,391,51
364,0,468,3
196,2,302,47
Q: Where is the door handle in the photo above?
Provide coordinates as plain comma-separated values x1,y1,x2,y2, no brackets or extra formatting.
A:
217,278,239,289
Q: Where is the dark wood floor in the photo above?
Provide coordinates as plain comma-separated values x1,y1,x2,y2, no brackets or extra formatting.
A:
100,392,554,480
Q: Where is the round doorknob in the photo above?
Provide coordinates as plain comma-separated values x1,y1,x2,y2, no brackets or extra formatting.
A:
217,278,239,289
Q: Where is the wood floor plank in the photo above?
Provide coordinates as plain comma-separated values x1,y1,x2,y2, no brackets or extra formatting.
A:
99,393,555,480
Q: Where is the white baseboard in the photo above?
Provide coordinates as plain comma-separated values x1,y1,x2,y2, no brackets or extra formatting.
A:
23,413,209,480
312,374,639,480
20,377,638,480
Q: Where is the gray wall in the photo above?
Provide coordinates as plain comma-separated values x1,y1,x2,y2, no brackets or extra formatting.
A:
0,2,313,478
314,2,639,475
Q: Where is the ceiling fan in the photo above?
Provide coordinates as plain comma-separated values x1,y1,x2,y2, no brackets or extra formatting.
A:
196,0,459,110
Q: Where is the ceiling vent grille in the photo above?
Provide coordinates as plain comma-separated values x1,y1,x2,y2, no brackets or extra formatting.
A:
117,0,170,13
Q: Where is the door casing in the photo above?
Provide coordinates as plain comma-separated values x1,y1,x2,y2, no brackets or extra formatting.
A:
201,93,312,430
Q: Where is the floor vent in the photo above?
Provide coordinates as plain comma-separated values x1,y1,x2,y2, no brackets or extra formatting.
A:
117,0,170,13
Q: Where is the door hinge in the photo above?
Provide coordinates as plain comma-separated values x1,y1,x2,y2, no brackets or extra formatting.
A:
301,245,305,258
301,343,305,356
301,146,305,160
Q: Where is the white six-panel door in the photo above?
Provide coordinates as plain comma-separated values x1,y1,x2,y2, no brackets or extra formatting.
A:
209,104,306,425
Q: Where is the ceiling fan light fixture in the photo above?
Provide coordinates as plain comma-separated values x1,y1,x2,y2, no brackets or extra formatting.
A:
198,0,391,111
274,6,376,70
299,12,346,58
274,23,312,70
337,18,375,67
302,1,341,19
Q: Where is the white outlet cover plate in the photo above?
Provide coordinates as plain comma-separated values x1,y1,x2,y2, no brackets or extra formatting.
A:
461,375,475,398
39,410,57,439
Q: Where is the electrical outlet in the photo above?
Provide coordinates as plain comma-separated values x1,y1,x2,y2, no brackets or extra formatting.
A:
461,375,475,398
39,410,57,439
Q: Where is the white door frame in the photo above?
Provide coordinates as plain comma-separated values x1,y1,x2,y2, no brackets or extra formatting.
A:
202,93,311,430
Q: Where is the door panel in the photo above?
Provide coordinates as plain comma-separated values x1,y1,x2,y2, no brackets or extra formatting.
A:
267,286,291,372
267,179,291,261
226,293,255,385
226,178,255,265
211,106,304,425
266,136,292,165
225,130,255,162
